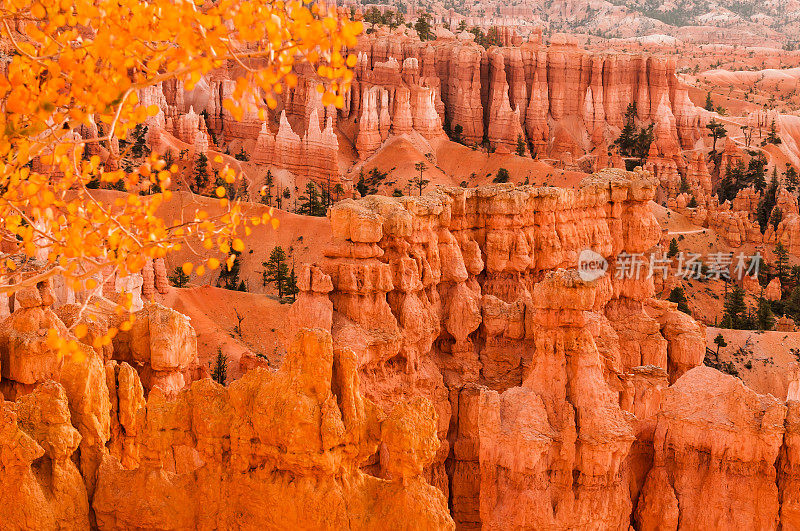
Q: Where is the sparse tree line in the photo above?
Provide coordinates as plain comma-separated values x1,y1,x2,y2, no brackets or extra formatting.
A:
664,238,800,333
168,242,299,303
262,245,299,304
713,242,800,332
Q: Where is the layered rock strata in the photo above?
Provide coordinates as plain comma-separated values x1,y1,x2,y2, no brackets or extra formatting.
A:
93,328,454,530
346,31,701,161
0,301,455,530
289,168,710,527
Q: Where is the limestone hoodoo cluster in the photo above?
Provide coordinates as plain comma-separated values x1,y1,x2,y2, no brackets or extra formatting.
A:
285,167,800,528
346,29,701,164
4,170,800,527
0,281,453,529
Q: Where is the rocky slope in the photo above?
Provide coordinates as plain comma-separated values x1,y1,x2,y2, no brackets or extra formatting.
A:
125,28,800,263
346,30,702,165
0,281,453,529
285,166,780,528
7,169,800,527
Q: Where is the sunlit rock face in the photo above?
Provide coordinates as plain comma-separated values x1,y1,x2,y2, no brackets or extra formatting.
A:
344,31,699,162
288,167,721,528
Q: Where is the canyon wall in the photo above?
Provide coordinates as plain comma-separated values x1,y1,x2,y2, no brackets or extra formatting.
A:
280,166,800,528
5,171,800,527
287,167,718,527
345,29,703,164
133,29,708,190
0,281,454,529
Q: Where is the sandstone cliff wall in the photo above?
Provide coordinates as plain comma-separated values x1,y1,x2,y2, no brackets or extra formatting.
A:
344,31,702,163
287,167,719,527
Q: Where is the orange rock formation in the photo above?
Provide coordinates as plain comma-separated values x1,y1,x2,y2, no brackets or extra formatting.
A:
288,168,714,527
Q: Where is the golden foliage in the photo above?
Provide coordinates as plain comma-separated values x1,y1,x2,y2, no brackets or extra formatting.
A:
0,0,361,356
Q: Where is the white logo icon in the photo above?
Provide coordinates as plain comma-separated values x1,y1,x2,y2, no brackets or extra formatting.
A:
578,249,608,282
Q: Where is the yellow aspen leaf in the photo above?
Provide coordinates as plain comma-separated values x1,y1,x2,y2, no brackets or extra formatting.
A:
0,0,360,358
74,324,88,339
182,262,193,275
31,3,47,19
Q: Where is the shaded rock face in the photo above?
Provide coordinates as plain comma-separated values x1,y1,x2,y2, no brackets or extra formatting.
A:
0,319,454,529
638,367,787,530
0,282,67,392
346,32,700,160
289,169,800,527
289,168,714,527
112,302,200,397
92,328,454,530
0,381,89,530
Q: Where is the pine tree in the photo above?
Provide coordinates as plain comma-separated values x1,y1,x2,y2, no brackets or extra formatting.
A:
261,170,274,206
667,286,691,314
217,250,242,290
771,207,783,232
614,103,638,156
705,91,714,111
411,162,430,195
211,348,228,385
356,168,390,196
786,286,800,322
278,187,290,209
284,265,299,303
515,135,526,156
756,173,778,233
493,168,510,183
194,153,210,192
634,124,654,162
706,119,727,152
765,119,782,145
752,164,768,192
263,246,290,300
214,169,235,200
718,159,748,203
786,166,799,194
452,124,464,144
668,238,679,258
756,295,775,331
414,13,432,41
679,174,690,194
722,285,747,329
332,183,345,201
776,241,789,281
131,124,150,158
713,333,727,355
298,181,327,216
168,266,189,288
